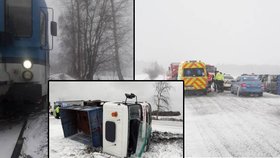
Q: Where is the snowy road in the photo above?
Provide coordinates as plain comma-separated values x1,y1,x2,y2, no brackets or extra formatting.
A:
185,92,280,157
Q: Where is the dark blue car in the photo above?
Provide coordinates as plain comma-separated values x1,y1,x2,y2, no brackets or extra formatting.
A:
231,75,264,97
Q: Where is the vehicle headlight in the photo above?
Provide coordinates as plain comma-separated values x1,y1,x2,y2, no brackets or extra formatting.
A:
22,70,33,80
23,60,32,69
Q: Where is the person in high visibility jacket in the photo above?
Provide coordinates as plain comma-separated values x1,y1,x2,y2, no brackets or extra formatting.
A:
214,72,224,92
55,105,60,119
213,71,218,92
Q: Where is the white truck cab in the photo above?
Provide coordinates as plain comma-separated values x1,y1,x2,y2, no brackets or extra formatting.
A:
103,93,152,157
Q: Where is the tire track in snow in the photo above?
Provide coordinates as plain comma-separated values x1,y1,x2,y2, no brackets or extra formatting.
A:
185,92,280,157
209,95,273,157
211,93,280,156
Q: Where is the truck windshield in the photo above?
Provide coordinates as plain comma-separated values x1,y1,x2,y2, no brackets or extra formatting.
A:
184,68,205,77
206,66,216,73
5,0,32,37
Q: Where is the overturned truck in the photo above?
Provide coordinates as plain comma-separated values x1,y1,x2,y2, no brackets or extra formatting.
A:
60,93,152,157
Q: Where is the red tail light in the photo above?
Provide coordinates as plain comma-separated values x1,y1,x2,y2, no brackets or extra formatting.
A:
241,83,247,87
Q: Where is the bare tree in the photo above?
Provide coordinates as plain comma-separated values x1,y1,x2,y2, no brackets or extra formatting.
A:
110,0,123,80
153,82,173,119
58,0,132,80
144,62,165,80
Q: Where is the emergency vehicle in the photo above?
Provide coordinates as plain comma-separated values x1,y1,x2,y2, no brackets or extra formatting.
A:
178,60,208,95
166,62,179,80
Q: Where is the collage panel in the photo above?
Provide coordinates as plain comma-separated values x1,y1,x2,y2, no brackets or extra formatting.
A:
1,0,134,157
46,0,134,80
136,0,280,157
49,81,184,157
1,0,280,157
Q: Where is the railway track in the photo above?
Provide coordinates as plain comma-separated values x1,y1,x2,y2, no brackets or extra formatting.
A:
11,116,29,158
0,103,47,158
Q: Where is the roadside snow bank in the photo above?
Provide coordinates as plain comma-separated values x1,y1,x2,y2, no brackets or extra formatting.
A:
152,120,183,134
49,73,75,80
143,131,183,158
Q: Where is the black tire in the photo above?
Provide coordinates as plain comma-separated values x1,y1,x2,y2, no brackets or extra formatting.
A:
259,93,263,97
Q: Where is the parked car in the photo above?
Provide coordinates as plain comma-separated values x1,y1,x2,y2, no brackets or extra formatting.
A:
223,74,234,90
263,75,278,94
231,75,264,97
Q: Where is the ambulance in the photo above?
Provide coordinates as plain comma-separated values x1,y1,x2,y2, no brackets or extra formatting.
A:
178,60,208,95
103,93,152,157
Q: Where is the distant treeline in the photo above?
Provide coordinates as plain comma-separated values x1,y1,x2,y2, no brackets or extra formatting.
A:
151,111,181,116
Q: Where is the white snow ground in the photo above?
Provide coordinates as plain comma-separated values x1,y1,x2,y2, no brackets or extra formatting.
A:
185,91,280,157
152,120,183,134
49,73,76,80
0,111,48,158
50,73,132,80
50,115,183,158
135,73,165,80
20,112,48,158
0,119,23,158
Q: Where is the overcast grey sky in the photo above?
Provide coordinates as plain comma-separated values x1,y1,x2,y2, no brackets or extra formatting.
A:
49,81,183,114
136,0,280,68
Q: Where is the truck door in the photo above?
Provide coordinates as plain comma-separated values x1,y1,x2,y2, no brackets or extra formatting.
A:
103,103,129,157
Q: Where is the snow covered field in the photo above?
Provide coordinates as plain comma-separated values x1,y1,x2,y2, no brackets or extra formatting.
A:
185,91,280,157
50,115,183,158
135,73,165,80
0,111,48,158
49,73,76,80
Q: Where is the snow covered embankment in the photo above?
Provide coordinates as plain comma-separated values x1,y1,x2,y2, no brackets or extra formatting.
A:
50,116,183,158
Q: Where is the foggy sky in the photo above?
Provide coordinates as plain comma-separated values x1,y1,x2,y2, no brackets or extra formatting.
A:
49,81,183,114
136,0,280,68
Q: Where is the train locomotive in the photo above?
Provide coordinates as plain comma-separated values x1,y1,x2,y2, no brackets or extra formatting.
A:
0,0,57,105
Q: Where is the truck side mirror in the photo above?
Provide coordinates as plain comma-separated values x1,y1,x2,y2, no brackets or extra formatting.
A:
51,21,57,36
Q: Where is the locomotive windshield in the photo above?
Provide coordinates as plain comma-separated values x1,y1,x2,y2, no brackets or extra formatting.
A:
5,0,32,37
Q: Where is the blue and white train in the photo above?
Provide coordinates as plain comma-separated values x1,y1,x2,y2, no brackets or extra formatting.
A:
0,0,56,105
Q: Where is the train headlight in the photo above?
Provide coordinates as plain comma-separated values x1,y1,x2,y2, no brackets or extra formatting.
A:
22,70,33,80
23,60,32,69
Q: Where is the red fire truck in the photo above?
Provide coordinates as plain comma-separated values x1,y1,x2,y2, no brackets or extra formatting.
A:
166,63,179,80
